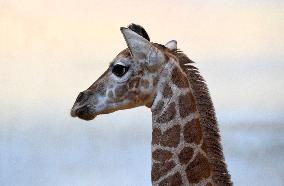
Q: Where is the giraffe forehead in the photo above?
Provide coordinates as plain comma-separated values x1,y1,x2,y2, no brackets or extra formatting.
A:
112,56,132,66
117,48,131,58
114,45,167,69
111,49,132,67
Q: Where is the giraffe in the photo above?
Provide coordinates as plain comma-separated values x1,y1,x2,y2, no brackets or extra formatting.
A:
70,24,232,186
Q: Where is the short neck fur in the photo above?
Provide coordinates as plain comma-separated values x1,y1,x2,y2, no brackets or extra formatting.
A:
150,60,214,185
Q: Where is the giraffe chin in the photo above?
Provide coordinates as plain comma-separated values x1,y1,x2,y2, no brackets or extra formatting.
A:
77,114,96,121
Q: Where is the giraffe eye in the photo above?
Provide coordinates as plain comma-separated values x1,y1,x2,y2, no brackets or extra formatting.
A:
112,64,129,77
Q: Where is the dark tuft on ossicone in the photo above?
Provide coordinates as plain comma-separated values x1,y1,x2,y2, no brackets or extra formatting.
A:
128,23,150,41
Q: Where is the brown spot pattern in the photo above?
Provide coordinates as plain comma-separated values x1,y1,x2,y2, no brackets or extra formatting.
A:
115,85,127,97
186,153,211,183
171,66,189,88
152,161,176,181
160,125,181,148
205,183,213,186
152,149,173,162
128,77,140,89
156,102,176,123
201,142,208,153
162,84,173,98
159,172,183,186
141,79,149,88
152,125,181,148
183,119,203,144
117,48,131,58
152,128,162,145
178,92,195,118
178,147,194,165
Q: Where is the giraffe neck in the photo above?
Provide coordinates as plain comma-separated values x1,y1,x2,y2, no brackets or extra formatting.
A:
150,61,213,186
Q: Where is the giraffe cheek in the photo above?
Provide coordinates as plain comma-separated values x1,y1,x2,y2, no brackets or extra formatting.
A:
137,91,149,101
114,85,127,98
128,91,138,101
128,77,140,89
140,79,150,89
107,91,114,99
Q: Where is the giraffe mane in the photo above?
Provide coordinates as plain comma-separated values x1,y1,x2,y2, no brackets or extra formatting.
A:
172,50,232,185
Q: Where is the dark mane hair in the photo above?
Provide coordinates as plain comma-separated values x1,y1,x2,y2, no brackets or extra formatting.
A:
174,51,232,185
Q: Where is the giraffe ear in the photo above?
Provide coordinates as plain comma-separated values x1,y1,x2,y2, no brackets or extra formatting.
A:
120,27,163,66
165,40,177,50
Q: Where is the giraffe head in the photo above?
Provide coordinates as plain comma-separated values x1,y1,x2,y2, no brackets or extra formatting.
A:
71,26,177,120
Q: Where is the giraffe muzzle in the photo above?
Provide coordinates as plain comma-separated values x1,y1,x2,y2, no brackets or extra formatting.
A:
70,105,97,121
70,91,97,120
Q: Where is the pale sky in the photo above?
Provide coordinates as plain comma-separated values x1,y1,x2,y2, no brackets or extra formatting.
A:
1,0,284,121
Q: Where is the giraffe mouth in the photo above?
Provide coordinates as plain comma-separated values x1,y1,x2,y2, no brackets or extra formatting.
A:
70,106,97,121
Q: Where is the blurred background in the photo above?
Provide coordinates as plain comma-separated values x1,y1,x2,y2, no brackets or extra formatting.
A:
1,0,284,185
